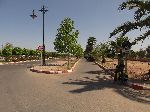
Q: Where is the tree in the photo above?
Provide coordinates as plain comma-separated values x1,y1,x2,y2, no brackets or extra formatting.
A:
2,48,12,61
128,50,137,60
54,17,79,69
137,48,146,59
84,37,97,60
22,48,30,56
22,48,30,60
2,43,13,61
0,50,2,56
92,42,109,62
12,47,23,61
72,44,83,58
12,47,22,56
110,0,150,44
109,36,131,65
85,37,96,53
146,46,150,58
110,36,129,51
109,36,131,83
4,42,13,49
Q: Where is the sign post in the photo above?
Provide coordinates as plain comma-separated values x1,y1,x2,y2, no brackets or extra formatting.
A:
41,51,42,65
37,45,43,66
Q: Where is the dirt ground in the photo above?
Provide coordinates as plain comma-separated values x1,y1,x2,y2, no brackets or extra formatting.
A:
101,59,150,78
33,58,78,71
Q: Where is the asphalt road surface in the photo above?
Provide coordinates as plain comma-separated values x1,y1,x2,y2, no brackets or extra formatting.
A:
0,59,149,112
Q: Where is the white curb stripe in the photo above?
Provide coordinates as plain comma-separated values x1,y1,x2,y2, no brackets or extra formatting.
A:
67,69,72,73
57,71,62,74
50,71,55,74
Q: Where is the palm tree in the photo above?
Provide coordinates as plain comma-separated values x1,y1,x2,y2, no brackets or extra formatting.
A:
109,36,130,65
85,37,97,60
110,0,150,44
109,36,131,82
87,37,96,47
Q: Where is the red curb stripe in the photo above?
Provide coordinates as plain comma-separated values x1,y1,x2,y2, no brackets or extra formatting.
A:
42,71,50,74
130,84,144,90
49,71,55,74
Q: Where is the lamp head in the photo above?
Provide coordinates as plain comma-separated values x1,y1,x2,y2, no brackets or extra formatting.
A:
30,10,37,19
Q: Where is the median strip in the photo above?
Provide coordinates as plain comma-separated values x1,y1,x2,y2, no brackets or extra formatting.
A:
30,58,80,74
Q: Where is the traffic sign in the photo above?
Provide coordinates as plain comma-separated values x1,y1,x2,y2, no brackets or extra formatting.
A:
37,45,43,51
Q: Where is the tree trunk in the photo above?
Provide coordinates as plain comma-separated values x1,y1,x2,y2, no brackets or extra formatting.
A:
125,53,128,73
118,49,124,65
67,53,70,69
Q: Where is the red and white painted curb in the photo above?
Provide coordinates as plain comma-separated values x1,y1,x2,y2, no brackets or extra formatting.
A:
30,68,73,74
30,59,80,74
127,82,150,90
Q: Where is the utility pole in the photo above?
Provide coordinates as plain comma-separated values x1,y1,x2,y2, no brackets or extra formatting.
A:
30,5,48,66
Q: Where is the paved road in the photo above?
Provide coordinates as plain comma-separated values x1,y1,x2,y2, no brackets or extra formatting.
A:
0,59,149,112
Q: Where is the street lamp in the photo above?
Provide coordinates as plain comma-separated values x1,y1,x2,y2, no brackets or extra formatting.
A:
30,5,48,66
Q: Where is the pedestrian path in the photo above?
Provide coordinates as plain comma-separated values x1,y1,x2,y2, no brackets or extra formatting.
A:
60,59,150,111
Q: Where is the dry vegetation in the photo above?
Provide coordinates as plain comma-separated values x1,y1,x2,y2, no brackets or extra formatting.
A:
101,59,150,79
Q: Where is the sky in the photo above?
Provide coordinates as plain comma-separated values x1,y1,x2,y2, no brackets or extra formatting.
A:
0,0,149,51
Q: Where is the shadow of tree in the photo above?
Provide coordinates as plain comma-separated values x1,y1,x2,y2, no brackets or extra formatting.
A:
63,76,115,93
85,70,105,74
85,70,115,76
116,86,150,104
63,74,150,104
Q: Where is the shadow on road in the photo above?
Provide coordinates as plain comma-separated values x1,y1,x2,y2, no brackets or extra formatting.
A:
62,71,150,104
85,70,105,74
86,69,115,75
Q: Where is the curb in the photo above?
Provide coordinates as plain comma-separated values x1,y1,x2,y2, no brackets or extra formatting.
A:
127,82,150,90
30,59,80,74
95,61,150,90
0,60,42,65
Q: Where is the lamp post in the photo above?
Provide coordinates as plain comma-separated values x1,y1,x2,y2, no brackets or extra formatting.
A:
30,5,48,66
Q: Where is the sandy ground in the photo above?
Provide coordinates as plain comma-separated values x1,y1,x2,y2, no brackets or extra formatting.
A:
33,59,78,71
101,59,150,78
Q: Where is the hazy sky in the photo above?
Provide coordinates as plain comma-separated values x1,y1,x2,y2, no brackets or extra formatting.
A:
0,0,149,51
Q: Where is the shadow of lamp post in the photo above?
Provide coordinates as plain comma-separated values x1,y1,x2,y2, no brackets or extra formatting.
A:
30,5,48,66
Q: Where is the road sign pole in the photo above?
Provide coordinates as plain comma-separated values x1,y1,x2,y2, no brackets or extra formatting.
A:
41,51,42,65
